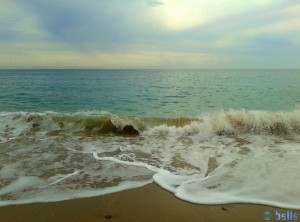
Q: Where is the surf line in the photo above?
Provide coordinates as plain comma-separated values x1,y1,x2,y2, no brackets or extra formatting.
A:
92,151,160,173
40,171,79,189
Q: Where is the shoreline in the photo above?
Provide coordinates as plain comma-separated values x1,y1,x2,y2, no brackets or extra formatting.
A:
1,183,299,222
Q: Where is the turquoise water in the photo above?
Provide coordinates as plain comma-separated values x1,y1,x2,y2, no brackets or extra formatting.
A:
1,69,300,115
0,69,300,208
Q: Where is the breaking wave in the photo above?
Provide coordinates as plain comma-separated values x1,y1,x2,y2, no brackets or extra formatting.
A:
1,109,300,209
1,109,299,142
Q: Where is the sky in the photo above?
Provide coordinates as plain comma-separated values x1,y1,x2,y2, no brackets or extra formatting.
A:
0,0,300,69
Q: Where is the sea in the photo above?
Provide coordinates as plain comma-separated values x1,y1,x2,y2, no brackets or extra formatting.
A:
0,69,299,209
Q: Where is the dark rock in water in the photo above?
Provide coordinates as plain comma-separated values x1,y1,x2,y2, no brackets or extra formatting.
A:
117,125,139,136
104,214,113,219
216,130,234,136
217,130,228,136
84,120,139,136
221,207,228,211
32,123,39,128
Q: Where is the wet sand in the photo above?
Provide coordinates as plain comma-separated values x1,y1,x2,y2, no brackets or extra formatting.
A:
0,183,299,222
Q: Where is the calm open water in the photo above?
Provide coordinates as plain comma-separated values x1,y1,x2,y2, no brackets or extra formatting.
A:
1,69,300,115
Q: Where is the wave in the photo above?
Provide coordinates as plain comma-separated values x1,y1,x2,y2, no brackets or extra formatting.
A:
0,111,194,140
1,109,300,141
1,109,300,208
205,109,300,136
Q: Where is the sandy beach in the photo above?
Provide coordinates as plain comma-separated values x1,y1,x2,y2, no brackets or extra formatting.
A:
1,183,298,222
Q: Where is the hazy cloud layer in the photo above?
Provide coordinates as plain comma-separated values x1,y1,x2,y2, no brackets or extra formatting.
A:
1,0,299,68
147,1,164,7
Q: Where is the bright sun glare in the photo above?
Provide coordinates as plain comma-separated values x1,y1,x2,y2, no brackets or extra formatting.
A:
149,0,275,31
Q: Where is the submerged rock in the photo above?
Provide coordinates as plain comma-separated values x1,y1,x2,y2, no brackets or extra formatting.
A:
32,123,40,128
216,130,234,136
104,215,113,220
84,120,139,136
117,125,139,136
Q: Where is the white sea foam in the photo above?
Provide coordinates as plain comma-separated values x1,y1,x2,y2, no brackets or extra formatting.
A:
0,177,43,196
153,137,300,209
0,180,152,206
0,110,299,208
40,171,79,189
143,109,300,137
92,152,160,173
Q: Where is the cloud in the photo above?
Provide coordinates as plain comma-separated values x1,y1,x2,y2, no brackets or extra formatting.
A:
0,0,49,42
206,3,300,50
11,0,168,52
0,0,299,68
0,41,220,69
147,1,164,7
144,0,287,31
